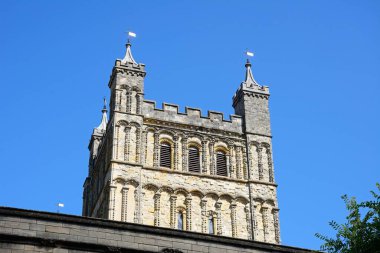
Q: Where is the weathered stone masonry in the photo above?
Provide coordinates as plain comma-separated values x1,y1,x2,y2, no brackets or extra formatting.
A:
0,207,316,253
83,41,280,244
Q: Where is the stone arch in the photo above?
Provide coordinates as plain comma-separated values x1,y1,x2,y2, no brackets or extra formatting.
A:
131,86,141,92
219,194,234,202
189,190,204,199
142,183,159,192
113,176,126,185
158,186,174,195
158,129,176,138
174,188,189,196
116,120,129,127
125,179,139,188
235,196,249,205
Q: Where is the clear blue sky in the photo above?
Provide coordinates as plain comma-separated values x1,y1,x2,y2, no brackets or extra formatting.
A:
1,0,379,250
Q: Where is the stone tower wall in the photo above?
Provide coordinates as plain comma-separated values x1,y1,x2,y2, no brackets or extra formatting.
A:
83,45,280,245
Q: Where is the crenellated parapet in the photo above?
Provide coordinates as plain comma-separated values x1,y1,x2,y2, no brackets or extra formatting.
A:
143,100,243,134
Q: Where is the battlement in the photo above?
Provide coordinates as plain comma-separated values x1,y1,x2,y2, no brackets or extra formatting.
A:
142,100,243,133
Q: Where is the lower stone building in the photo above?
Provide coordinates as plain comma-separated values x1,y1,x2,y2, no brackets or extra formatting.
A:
0,207,317,253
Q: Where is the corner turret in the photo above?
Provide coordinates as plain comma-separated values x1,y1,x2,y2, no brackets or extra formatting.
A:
233,59,271,136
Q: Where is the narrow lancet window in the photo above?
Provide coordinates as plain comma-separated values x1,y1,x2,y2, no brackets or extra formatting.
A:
177,212,184,230
216,151,227,176
188,146,200,173
209,215,215,234
160,142,172,168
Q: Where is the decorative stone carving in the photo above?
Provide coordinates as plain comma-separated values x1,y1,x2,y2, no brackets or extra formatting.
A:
108,184,116,220
136,127,141,163
201,199,207,233
209,140,215,175
121,187,129,222
185,196,192,231
181,135,188,172
267,149,274,183
153,131,160,168
170,195,177,229
124,127,131,161
245,205,252,240
173,135,179,170
273,208,280,243
261,206,269,242
230,203,237,237
257,146,264,180
215,202,222,235
154,193,161,226
134,189,139,223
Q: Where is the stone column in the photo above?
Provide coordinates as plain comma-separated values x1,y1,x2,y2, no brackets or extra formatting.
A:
230,203,237,238
114,125,120,160
124,127,131,162
135,127,141,163
173,136,179,170
201,140,208,174
108,184,116,220
236,146,242,179
121,187,129,222
261,206,269,242
242,146,248,180
229,145,235,179
201,199,207,233
185,196,192,231
273,208,281,244
153,131,160,168
136,94,142,114
257,146,264,180
134,189,139,223
154,193,161,226
215,202,222,235
115,90,121,111
181,136,188,172
209,141,215,175
170,195,177,229
141,130,147,164
245,205,252,240
267,149,274,183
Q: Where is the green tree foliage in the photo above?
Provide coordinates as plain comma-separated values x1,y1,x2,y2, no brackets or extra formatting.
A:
315,183,380,253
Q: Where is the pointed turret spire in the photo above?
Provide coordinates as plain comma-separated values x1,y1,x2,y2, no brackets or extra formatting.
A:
244,59,260,88
95,98,108,132
121,39,137,64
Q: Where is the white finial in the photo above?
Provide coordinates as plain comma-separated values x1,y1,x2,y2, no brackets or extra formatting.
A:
95,98,108,132
121,31,137,64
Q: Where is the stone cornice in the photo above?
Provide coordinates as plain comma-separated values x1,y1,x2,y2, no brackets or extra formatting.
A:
110,160,278,187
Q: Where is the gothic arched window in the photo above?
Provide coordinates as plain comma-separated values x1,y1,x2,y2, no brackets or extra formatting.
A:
188,146,200,173
216,151,227,176
160,142,172,168
208,215,215,234
177,211,184,230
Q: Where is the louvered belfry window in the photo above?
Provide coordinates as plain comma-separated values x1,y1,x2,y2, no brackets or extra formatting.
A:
188,146,200,173
160,142,172,168
216,151,227,176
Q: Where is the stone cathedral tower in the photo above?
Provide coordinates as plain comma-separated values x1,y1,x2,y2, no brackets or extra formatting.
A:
82,40,280,244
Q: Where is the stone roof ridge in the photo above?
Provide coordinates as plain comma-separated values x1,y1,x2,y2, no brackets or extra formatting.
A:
143,100,242,124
